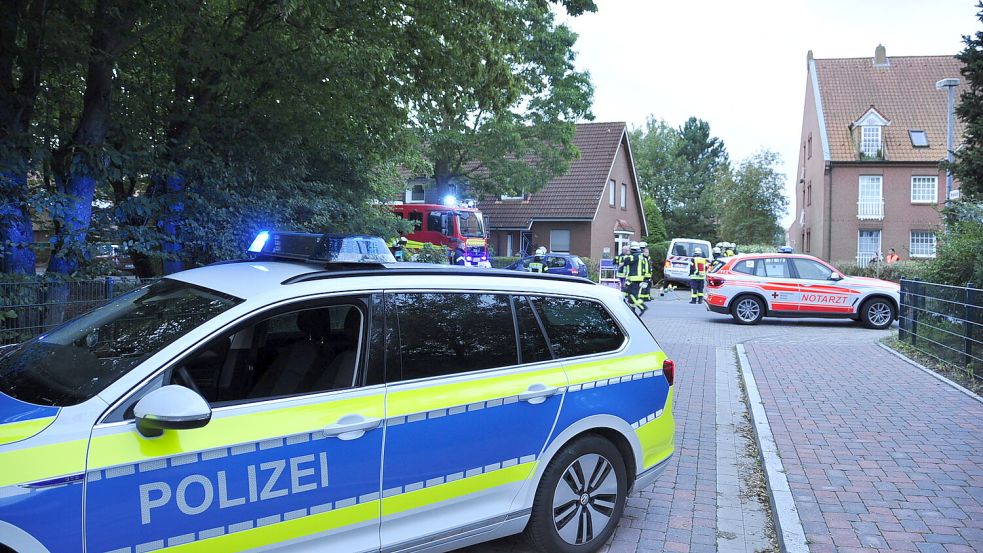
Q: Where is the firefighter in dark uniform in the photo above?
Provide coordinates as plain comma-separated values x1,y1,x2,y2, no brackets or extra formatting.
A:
689,247,709,304
616,246,630,296
639,243,653,302
451,241,467,266
624,241,648,314
527,246,547,273
392,236,408,261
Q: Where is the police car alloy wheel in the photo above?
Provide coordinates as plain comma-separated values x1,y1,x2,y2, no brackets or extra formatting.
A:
860,297,895,329
525,435,627,552
731,295,764,325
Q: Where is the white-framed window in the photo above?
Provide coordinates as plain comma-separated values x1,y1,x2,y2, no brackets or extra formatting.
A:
858,176,883,220
500,191,524,200
910,231,937,258
609,179,615,206
911,176,938,204
406,184,425,203
857,229,881,266
550,229,571,253
861,126,881,158
620,183,627,209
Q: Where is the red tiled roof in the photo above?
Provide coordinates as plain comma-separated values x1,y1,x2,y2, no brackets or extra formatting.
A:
814,54,965,162
478,122,627,229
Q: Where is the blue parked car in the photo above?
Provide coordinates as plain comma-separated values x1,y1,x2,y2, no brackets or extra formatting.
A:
505,253,589,278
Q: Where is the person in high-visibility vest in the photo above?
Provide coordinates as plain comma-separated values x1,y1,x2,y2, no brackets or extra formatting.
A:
639,243,653,301
689,247,709,304
615,246,630,291
527,246,547,273
724,243,736,257
624,242,648,314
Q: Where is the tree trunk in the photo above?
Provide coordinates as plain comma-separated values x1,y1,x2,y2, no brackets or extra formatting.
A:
46,0,128,276
0,0,48,275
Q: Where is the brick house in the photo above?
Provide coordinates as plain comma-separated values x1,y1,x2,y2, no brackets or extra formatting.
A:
787,46,965,265
477,122,647,260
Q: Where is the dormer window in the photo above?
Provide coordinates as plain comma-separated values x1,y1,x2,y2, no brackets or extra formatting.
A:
853,106,890,160
861,126,881,157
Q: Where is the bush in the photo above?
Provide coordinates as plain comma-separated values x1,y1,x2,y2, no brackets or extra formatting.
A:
735,244,777,254
410,243,449,264
491,256,519,269
922,215,983,286
834,260,928,282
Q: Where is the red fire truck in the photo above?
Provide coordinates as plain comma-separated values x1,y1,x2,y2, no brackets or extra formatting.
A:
389,203,489,266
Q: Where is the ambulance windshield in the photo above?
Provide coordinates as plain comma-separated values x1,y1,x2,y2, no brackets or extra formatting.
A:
0,279,242,407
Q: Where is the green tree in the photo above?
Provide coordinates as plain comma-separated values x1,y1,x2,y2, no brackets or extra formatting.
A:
717,150,788,245
631,116,728,241
408,1,595,197
641,194,668,244
954,1,983,199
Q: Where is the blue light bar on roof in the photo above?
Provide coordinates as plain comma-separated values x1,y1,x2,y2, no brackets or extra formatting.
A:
248,231,270,253
248,231,396,264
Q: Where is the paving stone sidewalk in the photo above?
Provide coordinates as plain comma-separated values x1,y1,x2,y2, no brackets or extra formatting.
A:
744,342,983,553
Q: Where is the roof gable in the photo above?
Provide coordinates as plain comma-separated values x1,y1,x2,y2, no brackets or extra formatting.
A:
852,106,890,127
478,122,631,229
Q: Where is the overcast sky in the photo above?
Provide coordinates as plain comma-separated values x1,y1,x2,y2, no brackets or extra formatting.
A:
558,0,978,227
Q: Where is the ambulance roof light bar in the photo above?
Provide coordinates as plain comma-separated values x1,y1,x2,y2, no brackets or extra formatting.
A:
248,231,396,264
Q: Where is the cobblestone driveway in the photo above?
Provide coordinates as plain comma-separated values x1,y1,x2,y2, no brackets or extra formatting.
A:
465,291,982,553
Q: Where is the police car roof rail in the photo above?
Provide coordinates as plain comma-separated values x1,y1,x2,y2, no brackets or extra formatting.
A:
281,265,595,286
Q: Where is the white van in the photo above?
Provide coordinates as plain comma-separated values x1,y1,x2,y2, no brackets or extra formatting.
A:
663,237,713,284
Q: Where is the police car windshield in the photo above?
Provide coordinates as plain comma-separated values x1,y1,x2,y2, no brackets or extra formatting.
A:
0,279,241,407
457,211,483,237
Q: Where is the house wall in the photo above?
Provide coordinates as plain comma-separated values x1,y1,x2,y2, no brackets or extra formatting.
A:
589,140,645,260
792,66,832,259
827,164,945,263
527,222,593,258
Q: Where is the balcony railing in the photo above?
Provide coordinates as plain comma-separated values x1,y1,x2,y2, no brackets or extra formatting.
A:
857,199,884,220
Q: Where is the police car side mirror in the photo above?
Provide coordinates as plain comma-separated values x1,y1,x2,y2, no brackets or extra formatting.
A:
134,385,212,438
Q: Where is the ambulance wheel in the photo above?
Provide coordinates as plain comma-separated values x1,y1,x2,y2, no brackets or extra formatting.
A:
860,297,895,329
525,435,627,553
731,295,764,325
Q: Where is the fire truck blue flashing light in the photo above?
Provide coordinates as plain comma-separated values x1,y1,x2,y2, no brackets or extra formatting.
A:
443,194,457,206
248,231,270,253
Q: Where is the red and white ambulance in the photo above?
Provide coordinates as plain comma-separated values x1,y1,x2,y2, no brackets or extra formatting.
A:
704,253,900,329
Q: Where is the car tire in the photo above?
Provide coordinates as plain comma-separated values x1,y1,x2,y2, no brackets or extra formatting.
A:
731,295,765,325
524,435,628,553
860,297,895,330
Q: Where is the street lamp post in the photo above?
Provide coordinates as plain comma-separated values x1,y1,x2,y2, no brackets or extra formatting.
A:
936,77,960,204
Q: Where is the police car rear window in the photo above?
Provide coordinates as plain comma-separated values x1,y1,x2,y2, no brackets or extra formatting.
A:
530,297,624,359
392,293,519,380
0,279,241,407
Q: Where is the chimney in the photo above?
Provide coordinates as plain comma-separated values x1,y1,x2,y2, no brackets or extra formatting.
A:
873,44,889,67
806,50,814,68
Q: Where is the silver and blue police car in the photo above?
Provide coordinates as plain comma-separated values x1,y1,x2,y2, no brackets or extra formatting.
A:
0,232,675,553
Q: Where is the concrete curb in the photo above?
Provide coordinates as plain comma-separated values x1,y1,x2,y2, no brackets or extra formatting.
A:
735,343,809,553
878,342,983,405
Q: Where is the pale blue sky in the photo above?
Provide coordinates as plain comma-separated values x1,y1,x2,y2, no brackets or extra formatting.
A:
559,0,977,227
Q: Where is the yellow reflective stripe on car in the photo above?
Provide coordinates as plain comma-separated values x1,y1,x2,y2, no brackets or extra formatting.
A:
0,417,56,446
159,501,378,552
381,461,534,517
635,391,674,471
0,439,88,487
88,394,385,470
385,368,566,419
563,352,666,387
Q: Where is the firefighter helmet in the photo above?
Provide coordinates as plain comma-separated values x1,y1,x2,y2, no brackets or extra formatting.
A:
629,241,641,252
535,246,547,256
695,247,703,256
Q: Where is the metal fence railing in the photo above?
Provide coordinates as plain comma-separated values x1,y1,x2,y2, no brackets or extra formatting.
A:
898,279,983,383
0,277,157,346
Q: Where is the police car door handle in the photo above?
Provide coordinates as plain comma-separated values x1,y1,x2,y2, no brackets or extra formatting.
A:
518,384,559,405
323,415,382,440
